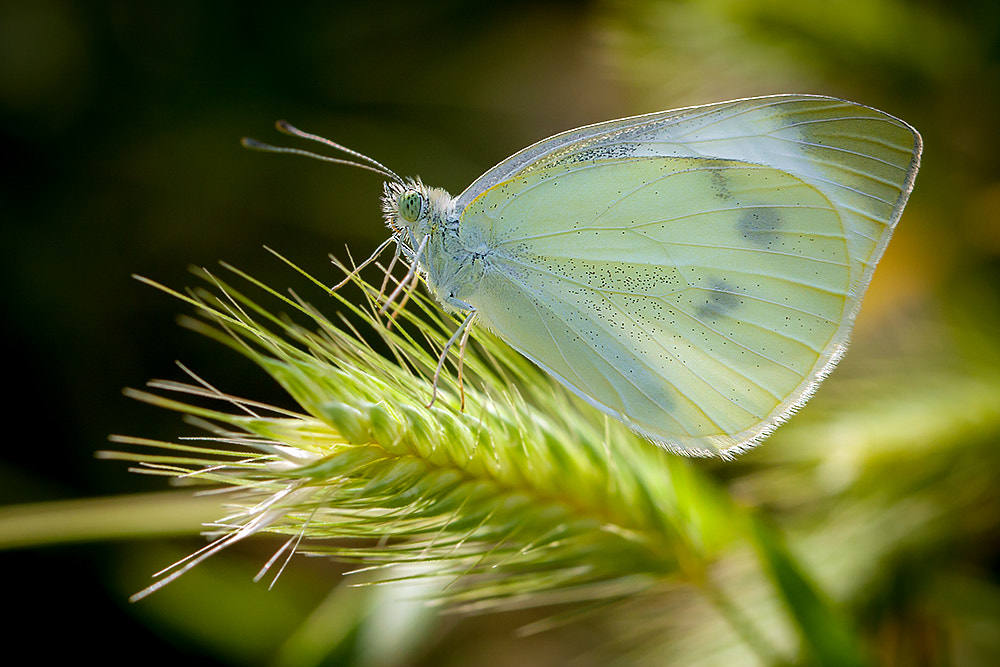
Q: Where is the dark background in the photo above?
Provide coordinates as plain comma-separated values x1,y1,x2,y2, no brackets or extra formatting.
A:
2,1,999,665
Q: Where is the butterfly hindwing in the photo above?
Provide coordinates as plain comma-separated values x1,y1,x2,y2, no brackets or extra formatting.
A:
459,94,919,298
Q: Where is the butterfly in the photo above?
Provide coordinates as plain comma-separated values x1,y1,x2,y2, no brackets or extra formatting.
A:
244,94,922,458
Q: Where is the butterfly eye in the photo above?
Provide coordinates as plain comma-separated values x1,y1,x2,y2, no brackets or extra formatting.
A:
398,191,425,223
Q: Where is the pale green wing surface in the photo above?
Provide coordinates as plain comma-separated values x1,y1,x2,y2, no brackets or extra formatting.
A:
457,95,921,319
461,157,850,456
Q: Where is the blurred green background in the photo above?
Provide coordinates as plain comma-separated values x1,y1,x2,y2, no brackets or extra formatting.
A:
2,0,999,665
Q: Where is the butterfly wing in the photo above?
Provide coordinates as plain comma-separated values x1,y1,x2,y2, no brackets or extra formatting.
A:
458,95,921,311
457,97,920,457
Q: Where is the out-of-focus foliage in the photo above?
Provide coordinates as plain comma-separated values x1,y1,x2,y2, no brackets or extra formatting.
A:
1,0,998,665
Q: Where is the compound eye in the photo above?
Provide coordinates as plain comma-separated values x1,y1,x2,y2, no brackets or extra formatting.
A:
398,191,425,223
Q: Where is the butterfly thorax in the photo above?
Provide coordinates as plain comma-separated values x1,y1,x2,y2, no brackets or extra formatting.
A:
383,179,486,313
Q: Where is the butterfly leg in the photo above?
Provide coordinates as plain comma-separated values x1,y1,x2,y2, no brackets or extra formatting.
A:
385,266,422,329
428,301,476,410
377,245,403,303
456,316,474,411
380,236,428,319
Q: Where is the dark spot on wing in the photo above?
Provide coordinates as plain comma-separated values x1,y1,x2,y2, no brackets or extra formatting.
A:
738,206,782,247
696,279,741,320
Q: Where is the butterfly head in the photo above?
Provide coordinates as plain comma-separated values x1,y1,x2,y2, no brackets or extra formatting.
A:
382,178,455,239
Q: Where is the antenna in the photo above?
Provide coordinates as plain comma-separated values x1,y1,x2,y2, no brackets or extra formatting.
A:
241,120,404,184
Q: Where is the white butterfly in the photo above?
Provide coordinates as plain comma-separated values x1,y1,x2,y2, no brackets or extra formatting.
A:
246,95,921,458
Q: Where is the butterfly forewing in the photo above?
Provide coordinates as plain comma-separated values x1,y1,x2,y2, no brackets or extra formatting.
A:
448,96,919,456
462,156,850,455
